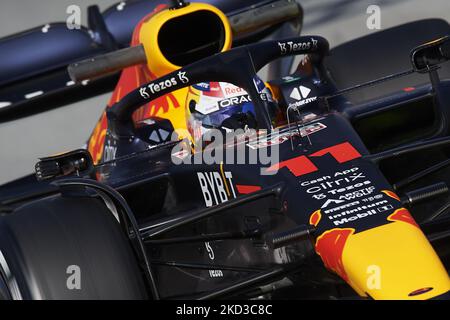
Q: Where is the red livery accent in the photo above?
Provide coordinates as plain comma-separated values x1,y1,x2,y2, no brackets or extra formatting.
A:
387,208,419,228
265,142,361,177
309,142,361,163
382,190,401,201
265,155,318,177
236,185,262,194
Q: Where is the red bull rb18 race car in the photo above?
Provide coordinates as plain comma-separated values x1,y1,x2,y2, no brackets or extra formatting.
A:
0,0,450,300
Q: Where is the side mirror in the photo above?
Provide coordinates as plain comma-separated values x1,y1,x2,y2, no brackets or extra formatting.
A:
411,35,450,73
35,149,94,181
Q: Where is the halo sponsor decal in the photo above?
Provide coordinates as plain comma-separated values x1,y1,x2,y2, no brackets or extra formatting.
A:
177,71,189,84
278,37,319,55
139,71,190,98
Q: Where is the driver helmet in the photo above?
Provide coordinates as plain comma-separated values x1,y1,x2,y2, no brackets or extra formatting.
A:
185,77,280,147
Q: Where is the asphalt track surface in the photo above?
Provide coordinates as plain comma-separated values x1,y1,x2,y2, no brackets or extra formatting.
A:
1,0,450,184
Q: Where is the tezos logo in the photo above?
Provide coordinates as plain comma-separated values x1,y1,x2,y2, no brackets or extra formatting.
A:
139,72,190,99
278,38,318,54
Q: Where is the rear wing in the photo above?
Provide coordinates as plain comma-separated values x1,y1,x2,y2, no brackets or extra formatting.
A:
0,0,303,122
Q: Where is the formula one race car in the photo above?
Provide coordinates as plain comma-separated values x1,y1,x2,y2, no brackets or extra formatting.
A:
1,0,450,300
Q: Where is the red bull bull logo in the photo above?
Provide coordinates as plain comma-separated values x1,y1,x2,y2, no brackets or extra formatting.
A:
314,228,355,282
309,209,322,227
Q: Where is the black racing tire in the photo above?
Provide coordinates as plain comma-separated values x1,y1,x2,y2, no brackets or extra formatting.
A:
0,195,148,300
324,19,450,104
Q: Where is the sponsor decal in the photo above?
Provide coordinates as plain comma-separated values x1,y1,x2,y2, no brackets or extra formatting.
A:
290,85,311,101
142,78,177,96
323,181,372,195
222,83,246,98
301,165,402,228
278,38,319,55
218,93,270,108
288,84,318,108
193,82,210,91
209,270,223,278
330,201,391,226
321,198,346,208
139,87,150,99
205,242,224,278
178,71,189,84
219,94,251,108
361,194,384,203
303,172,368,194
246,122,326,150
288,97,318,109
197,171,237,207
203,82,224,98
332,187,376,200
139,71,190,98
323,201,360,214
